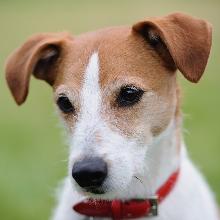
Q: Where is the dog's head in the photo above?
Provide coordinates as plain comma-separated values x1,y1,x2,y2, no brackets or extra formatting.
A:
5,13,212,198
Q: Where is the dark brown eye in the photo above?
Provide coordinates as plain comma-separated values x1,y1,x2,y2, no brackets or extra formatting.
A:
57,95,74,113
117,86,144,107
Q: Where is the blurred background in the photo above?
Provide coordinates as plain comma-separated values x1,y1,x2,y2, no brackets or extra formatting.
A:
0,0,219,219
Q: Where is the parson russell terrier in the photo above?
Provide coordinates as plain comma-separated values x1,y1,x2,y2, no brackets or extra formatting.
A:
5,12,219,220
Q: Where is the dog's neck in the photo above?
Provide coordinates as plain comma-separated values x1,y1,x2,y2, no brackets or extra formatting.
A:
120,119,181,200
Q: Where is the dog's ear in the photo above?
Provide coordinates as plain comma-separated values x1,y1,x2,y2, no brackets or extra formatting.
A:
5,32,73,105
132,12,212,83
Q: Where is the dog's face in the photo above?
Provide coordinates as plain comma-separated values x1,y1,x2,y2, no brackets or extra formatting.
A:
5,13,212,198
53,29,178,197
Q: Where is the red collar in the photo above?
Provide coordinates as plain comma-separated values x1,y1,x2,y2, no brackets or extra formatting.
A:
73,169,180,219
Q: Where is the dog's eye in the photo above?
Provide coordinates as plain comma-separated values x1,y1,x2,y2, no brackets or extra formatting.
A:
117,86,144,107
57,95,74,113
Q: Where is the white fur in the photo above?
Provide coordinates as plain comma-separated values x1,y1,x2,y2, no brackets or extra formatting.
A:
52,52,219,220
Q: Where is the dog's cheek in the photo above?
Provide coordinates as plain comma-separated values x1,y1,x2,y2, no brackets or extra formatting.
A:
105,145,148,198
105,152,134,193
141,91,176,137
98,128,147,194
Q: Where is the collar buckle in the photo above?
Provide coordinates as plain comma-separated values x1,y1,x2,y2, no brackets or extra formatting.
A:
145,196,158,217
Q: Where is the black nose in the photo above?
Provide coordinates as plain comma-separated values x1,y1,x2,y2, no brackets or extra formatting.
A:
72,157,107,189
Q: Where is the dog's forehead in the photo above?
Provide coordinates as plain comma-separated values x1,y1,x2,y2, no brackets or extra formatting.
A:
54,26,174,93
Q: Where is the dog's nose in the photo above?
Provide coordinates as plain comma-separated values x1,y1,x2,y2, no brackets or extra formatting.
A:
72,157,107,189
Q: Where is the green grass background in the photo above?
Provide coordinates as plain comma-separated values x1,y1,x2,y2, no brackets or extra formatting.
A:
0,0,219,219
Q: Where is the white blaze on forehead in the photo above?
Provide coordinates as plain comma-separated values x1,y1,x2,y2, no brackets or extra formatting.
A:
81,52,101,119
72,52,102,149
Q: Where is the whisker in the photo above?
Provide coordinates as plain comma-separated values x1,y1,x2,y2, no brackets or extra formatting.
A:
134,176,144,184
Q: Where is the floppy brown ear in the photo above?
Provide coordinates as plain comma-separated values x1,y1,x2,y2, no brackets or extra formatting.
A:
5,32,73,105
132,12,212,83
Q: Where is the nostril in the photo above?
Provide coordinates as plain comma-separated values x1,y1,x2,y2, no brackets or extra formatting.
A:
72,157,107,189
93,171,106,180
90,170,106,185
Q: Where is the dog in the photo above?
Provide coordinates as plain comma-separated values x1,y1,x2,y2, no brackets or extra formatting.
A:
5,12,219,220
